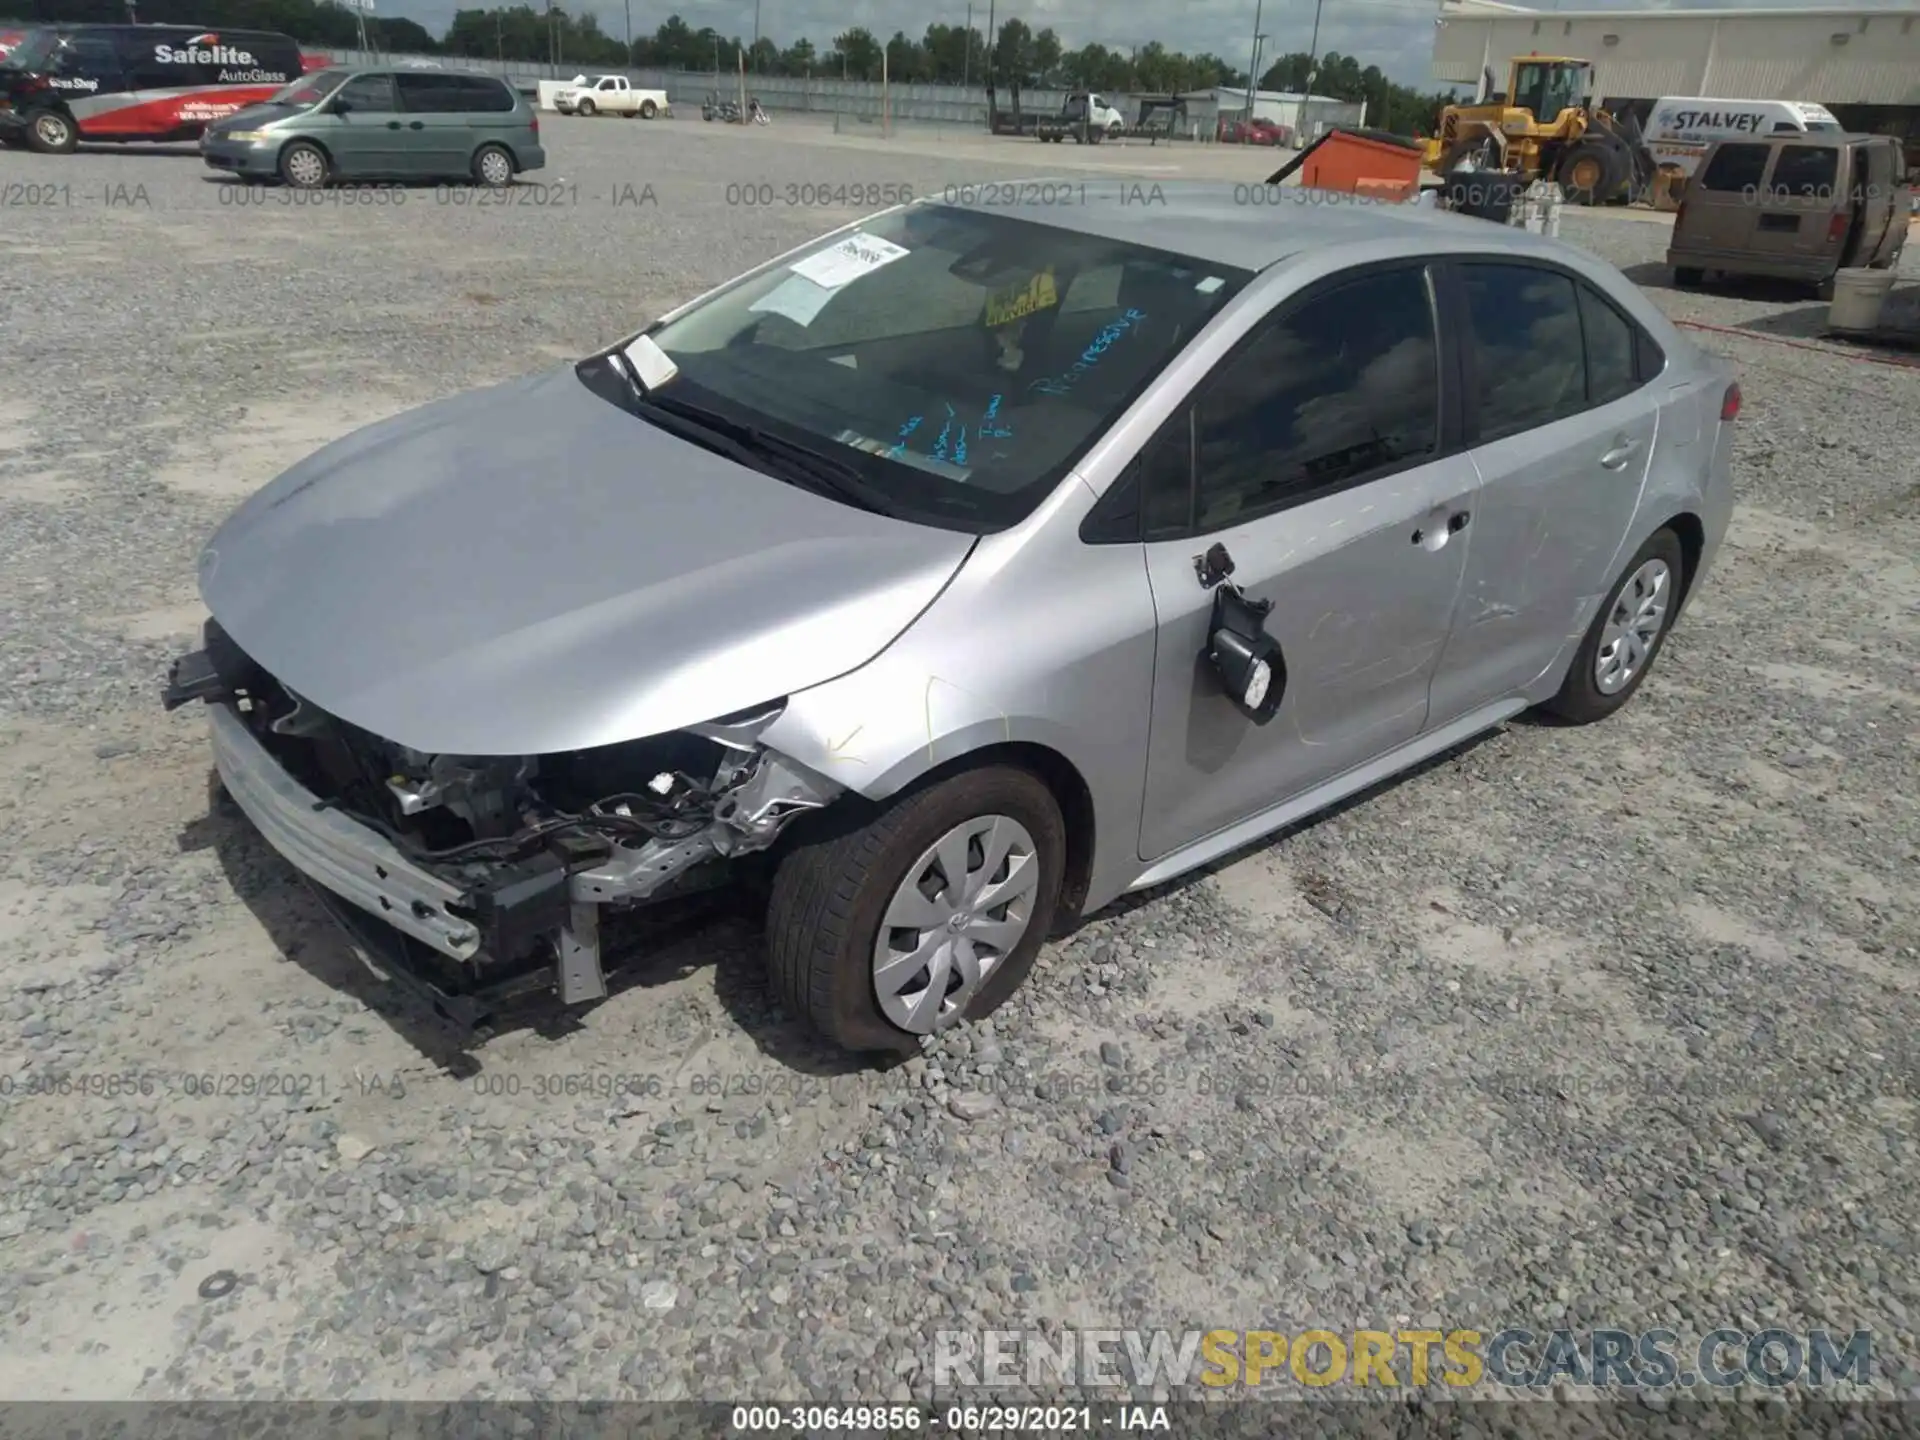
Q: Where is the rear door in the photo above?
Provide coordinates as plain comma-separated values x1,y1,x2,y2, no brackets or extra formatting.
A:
1427,259,1661,722
1679,141,1773,257
1763,141,1845,266
46,30,128,136
1855,140,1904,266
394,73,473,175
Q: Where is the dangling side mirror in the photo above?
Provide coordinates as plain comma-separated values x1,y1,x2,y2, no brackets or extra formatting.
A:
1206,583,1285,723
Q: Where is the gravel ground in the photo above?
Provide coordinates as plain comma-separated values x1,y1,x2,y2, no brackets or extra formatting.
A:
1,114,1916,1414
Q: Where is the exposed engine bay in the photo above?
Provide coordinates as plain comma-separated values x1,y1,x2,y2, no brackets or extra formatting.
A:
164,621,842,1024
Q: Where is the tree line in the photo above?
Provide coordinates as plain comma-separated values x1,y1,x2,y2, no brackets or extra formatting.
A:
9,0,1458,135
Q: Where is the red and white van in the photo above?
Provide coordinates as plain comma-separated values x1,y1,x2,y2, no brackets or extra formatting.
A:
0,23,302,153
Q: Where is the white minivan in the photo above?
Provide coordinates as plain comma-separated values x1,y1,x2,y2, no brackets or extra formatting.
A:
1646,98,1842,180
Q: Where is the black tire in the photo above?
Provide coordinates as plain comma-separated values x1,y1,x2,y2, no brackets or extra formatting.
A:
577,98,596,117
640,99,657,118
1540,528,1687,725
278,140,329,189
1815,274,1837,303
1672,266,1704,288
765,765,1067,1056
24,108,78,155
1557,139,1625,206
472,143,514,188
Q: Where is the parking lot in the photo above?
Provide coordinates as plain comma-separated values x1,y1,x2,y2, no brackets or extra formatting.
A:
1,111,1916,1408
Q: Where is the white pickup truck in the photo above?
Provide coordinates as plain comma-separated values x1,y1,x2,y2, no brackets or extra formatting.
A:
554,75,671,119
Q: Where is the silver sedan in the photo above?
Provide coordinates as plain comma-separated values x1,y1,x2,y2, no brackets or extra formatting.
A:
162,183,1738,1055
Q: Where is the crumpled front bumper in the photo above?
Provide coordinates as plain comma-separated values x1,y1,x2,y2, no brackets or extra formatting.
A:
206,703,483,961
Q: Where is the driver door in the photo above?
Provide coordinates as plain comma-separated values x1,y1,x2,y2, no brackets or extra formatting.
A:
317,72,406,177
1132,260,1480,862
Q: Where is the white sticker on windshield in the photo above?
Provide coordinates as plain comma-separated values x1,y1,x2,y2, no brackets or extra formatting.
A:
790,232,910,290
1195,276,1224,294
750,273,836,328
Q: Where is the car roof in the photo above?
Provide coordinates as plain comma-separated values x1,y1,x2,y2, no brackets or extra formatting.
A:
923,179,1585,274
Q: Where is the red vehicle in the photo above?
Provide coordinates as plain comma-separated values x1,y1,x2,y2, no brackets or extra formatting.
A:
300,52,332,72
0,23,301,153
1218,115,1292,147
0,28,27,61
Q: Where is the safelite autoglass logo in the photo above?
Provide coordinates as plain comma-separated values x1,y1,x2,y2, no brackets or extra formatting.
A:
154,32,260,66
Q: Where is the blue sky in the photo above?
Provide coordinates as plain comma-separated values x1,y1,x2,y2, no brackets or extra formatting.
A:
371,0,1914,90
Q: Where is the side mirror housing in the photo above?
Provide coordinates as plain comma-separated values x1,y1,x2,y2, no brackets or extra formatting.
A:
1205,581,1286,724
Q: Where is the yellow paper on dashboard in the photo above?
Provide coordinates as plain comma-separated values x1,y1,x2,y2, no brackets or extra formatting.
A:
984,268,1058,329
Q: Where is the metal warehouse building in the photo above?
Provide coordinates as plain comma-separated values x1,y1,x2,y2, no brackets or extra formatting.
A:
1433,1,1920,106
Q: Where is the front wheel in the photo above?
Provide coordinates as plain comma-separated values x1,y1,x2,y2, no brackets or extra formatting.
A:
24,108,78,154
576,98,596,117
1540,528,1686,724
279,140,329,189
766,766,1066,1056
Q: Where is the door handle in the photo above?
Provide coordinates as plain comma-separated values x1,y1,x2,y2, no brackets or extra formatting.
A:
386,120,402,129
1599,435,1640,469
1411,512,1469,548
409,121,425,130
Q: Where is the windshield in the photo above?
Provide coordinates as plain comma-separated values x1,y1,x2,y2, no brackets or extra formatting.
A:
267,69,347,107
613,204,1252,531
3,29,63,71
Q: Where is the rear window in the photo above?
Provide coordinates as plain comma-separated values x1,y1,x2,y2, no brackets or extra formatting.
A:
397,72,514,113
1700,142,1770,193
1769,144,1838,198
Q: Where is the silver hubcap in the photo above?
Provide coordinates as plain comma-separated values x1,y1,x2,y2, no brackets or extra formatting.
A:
1594,558,1671,695
873,815,1039,1034
287,149,323,186
35,115,69,147
480,151,510,184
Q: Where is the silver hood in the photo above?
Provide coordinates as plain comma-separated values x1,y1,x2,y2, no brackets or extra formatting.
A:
197,365,976,757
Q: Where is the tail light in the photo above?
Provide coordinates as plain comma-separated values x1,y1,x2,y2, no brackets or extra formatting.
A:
1720,382,1742,422
1828,212,1848,243
530,113,539,136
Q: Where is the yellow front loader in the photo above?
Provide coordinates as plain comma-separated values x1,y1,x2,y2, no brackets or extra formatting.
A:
1420,55,1657,206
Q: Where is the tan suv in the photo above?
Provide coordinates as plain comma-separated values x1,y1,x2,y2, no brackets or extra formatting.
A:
1667,132,1909,299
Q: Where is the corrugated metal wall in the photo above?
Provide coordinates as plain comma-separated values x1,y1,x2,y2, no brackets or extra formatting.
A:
1433,9,1920,105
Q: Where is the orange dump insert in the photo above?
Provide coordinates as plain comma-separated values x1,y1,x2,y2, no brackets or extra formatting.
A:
1268,128,1425,203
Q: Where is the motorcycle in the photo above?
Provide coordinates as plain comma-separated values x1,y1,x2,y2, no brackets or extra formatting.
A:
748,98,769,125
701,91,741,123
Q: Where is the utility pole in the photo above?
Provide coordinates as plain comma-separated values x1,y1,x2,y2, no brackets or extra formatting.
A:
962,2,971,89
1306,0,1326,93
752,0,760,68
1242,0,1261,119
984,0,995,124
623,0,631,58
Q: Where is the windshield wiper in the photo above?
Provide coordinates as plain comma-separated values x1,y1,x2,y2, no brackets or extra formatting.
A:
632,391,901,519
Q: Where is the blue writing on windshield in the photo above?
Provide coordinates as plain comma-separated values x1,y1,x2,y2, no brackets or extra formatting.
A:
931,402,957,463
887,414,924,458
981,393,1012,440
1029,308,1147,398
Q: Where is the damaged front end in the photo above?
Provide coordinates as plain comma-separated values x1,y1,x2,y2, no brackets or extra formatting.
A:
162,620,842,1030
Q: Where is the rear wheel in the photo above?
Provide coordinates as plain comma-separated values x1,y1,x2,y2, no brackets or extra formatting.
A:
1672,266,1704,288
765,766,1066,1056
1540,528,1686,724
1556,139,1625,205
24,108,77,155
278,141,329,189
640,99,657,118
472,143,514,188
